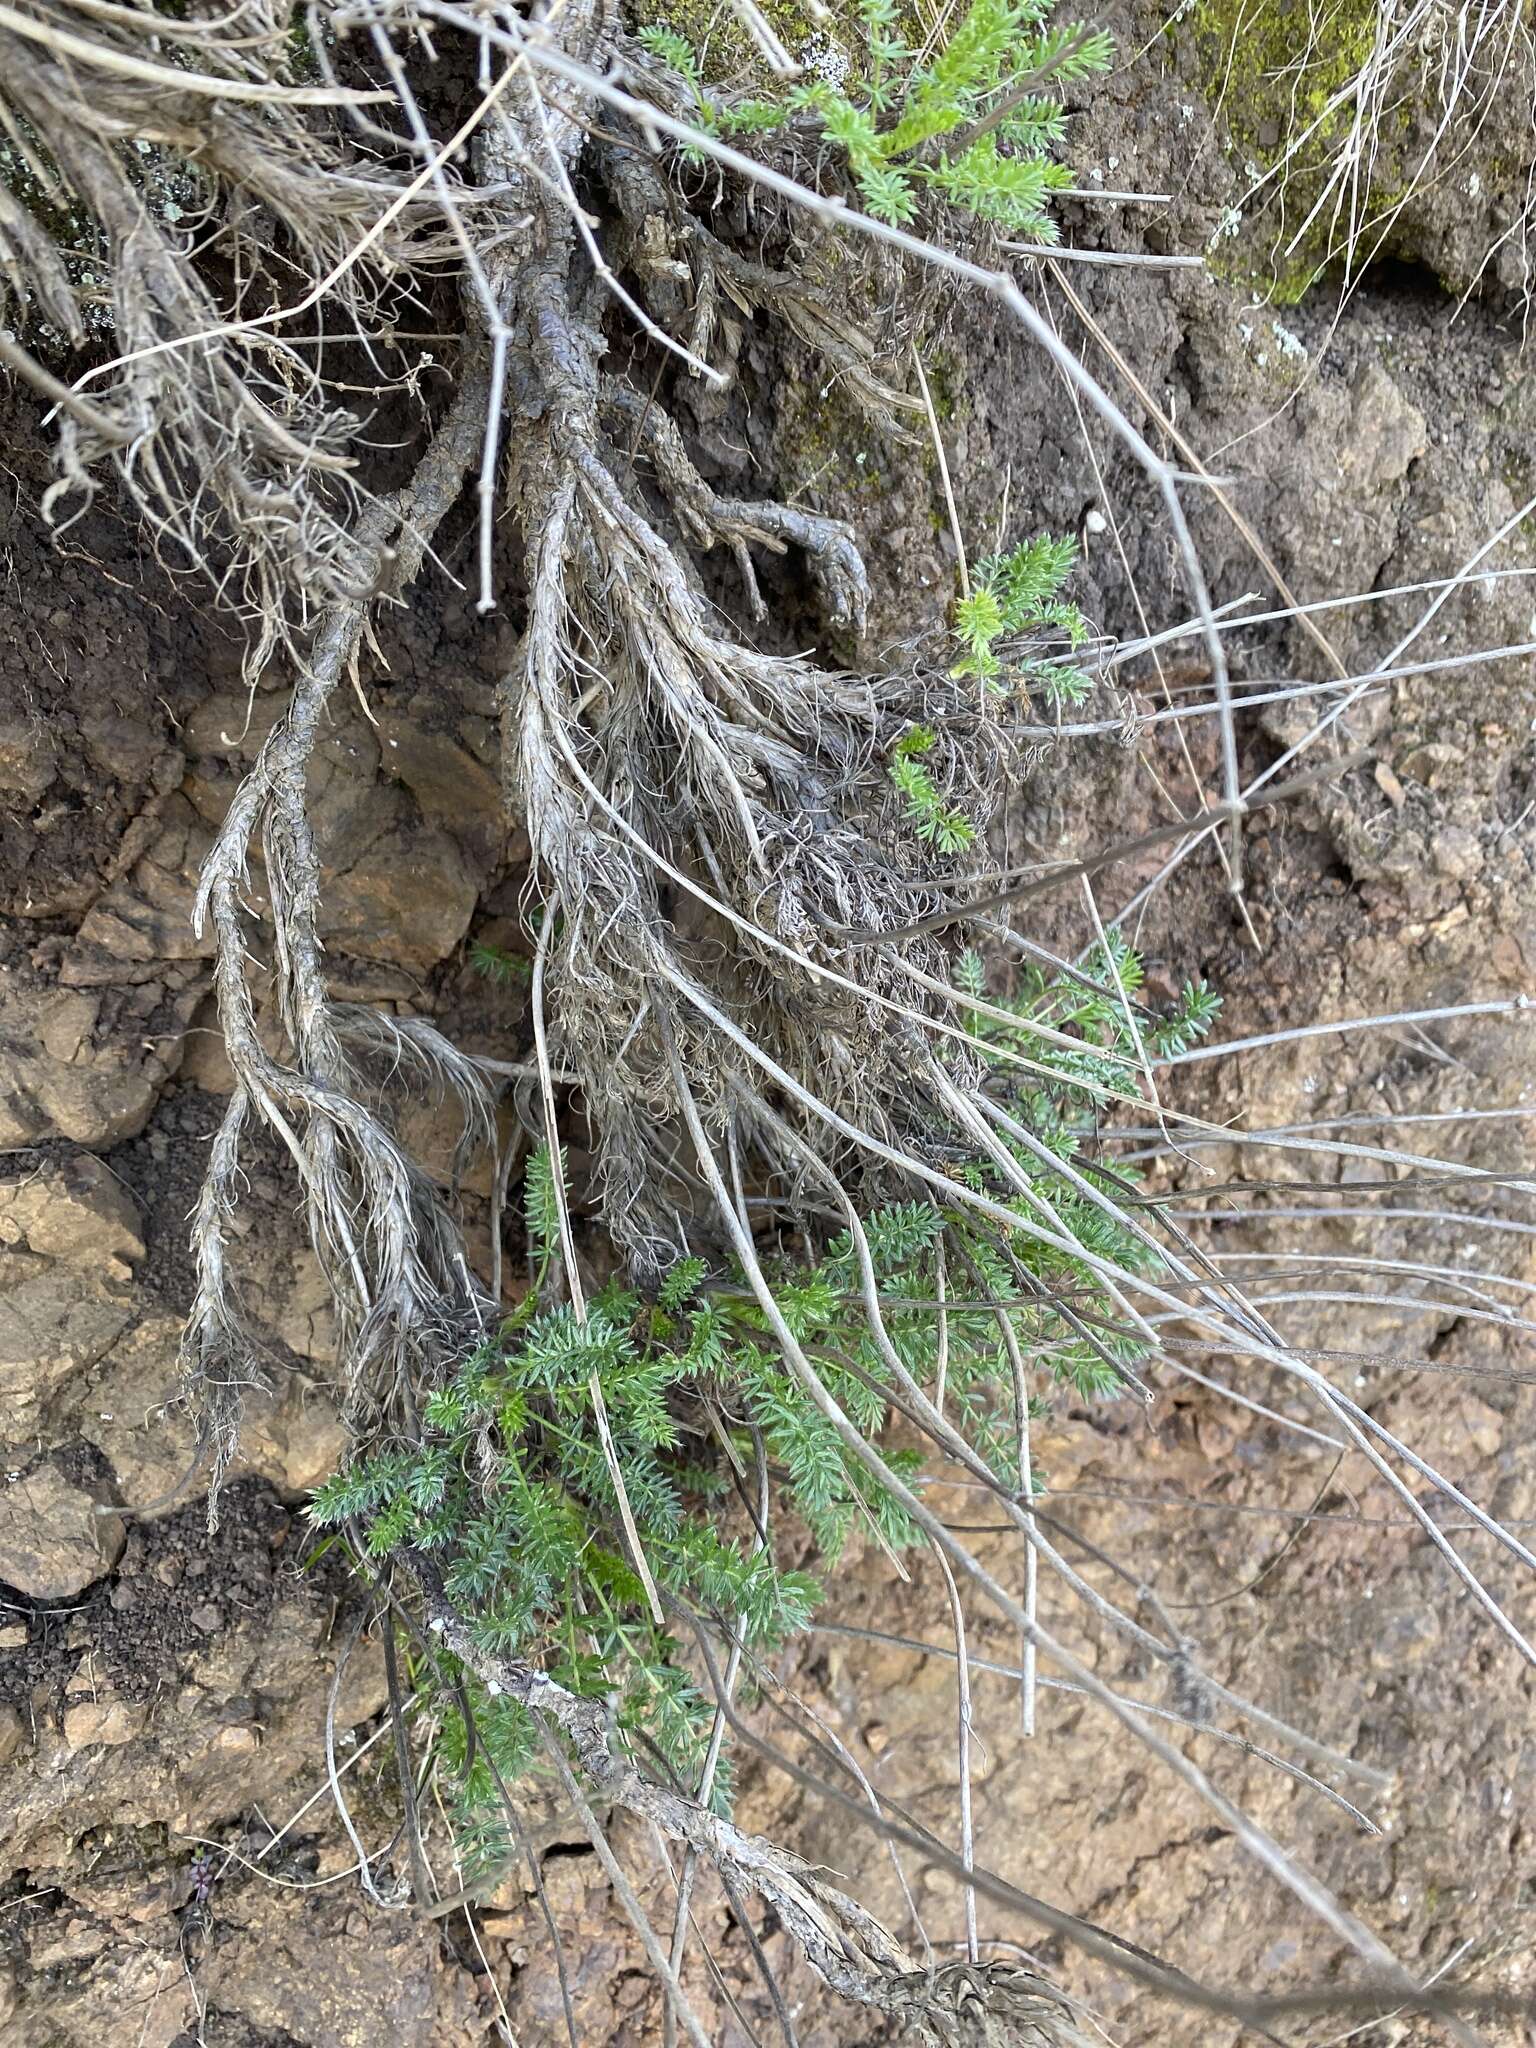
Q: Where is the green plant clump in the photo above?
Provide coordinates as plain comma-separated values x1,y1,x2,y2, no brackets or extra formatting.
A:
641,0,1113,233
888,721,977,850
887,530,1093,853
311,940,1219,1876
954,529,1091,690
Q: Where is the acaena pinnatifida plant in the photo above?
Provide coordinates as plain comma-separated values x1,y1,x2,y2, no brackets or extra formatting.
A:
310,939,1219,1875
10,1,1526,2041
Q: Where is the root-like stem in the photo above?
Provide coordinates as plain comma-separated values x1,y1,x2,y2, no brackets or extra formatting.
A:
408,1550,1090,2047
184,369,495,1497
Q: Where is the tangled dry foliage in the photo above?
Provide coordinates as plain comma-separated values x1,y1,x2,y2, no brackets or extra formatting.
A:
4,2,1535,2043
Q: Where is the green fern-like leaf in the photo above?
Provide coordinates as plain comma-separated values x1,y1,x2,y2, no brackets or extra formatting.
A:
523,1143,567,1282
636,23,700,83
653,0,1109,245
888,725,975,852
954,585,1005,661
468,938,530,986
659,1256,709,1311
339,905,1221,1886
955,947,989,1009
1029,22,1115,83
981,533,1080,620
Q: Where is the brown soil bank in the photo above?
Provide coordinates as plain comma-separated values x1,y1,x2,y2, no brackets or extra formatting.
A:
4,2,1536,2042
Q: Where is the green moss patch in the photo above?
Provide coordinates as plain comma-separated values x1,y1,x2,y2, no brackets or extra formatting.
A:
1186,0,1408,302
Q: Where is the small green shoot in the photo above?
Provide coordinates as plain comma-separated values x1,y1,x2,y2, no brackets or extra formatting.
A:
645,0,1113,237
888,723,975,852
954,531,1092,699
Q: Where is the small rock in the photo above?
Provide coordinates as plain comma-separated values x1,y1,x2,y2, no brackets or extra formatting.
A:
189,1601,223,1632
0,715,57,800
76,1312,198,1506
1455,1394,1503,1460
1372,761,1407,810
1341,363,1427,489
270,1252,337,1367
0,983,175,1150
475,1909,525,1941
26,1914,104,1967
539,1859,589,1919
0,1266,134,1433
1431,824,1483,881
63,802,213,982
1399,741,1462,787
328,1634,391,1730
0,1703,25,1766
319,827,479,972
177,989,235,1095
80,714,183,792
0,1462,125,1598
0,1153,144,1267
242,1389,347,1494
63,1696,145,1748
379,710,507,864
0,1623,28,1649
183,690,285,762
213,1724,260,1754
65,1867,177,1926
1365,1603,1441,1674
396,1093,507,1201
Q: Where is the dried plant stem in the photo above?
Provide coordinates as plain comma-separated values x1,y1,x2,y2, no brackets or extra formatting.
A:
184,370,493,1487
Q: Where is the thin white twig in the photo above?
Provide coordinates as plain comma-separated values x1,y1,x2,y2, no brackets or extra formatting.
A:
933,1546,979,1964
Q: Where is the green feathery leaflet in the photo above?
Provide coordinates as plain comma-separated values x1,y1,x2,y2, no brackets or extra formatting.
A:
310,937,1218,1875
638,0,1112,235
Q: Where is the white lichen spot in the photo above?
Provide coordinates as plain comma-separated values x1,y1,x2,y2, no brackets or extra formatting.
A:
1208,205,1244,249
1270,320,1308,362
801,32,851,92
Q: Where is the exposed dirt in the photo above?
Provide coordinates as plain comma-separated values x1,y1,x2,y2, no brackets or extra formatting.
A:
3,4,1535,2043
